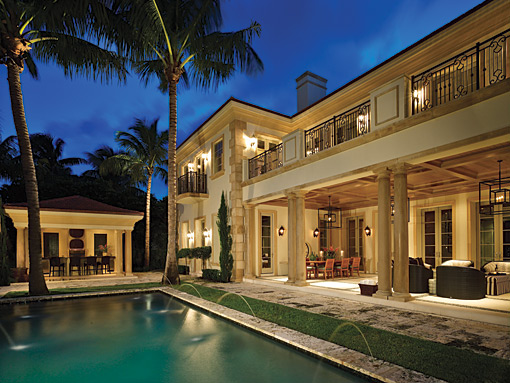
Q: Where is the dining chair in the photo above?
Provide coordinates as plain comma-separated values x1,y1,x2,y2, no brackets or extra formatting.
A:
336,258,350,277
324,259,335,279
69,256,82,276
306,261,315,279
351,257,361,276
49,257,65,276
84,257,98,275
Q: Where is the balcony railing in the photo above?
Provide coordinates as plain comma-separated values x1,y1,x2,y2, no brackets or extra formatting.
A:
248,143,283,179
304,101,371,157
177,171,207,194
412,29,510,114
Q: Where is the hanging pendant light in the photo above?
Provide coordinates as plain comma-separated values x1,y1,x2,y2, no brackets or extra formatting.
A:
479,160,510,216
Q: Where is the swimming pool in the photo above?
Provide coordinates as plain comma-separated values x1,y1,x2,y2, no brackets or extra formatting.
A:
0,293,367,382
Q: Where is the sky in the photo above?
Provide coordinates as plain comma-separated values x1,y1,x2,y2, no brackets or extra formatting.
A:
0,0,483,198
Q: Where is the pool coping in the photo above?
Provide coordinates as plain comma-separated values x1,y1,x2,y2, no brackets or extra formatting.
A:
0,287,444,383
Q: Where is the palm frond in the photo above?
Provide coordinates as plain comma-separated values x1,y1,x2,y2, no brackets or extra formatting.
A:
31,30,128,84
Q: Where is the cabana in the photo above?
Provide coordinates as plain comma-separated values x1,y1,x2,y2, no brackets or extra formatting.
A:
5,196,144,277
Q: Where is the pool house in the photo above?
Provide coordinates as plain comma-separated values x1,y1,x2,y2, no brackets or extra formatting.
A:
5,195,144,277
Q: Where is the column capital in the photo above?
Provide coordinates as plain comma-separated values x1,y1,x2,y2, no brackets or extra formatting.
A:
373,167,391,179
391,162,409,175
243,203,256,210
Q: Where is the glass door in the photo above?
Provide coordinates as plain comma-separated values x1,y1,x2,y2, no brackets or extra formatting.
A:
261,214,273,274
479,214,510,264
422,207,452,268
347,217,364,270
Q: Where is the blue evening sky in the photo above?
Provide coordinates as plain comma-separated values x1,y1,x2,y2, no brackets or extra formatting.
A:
0,0,483,198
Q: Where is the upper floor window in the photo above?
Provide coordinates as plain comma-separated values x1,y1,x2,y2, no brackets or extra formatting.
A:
213,139,223,174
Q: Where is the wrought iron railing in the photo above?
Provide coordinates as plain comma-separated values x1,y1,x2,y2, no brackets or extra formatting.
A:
304,101,370,157
248,143,283,179
177,171,207,194
412,29,509,114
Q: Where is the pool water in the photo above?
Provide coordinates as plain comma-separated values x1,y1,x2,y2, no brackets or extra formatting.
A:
0,293,367,383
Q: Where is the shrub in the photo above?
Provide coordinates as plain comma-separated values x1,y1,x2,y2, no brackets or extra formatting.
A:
202,269,221,282
191,246,212,269
177,248,192,259
178,265,190,275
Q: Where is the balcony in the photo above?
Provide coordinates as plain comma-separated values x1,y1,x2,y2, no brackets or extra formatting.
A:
177,171,208,204
304,101,371,157
412,29,509,114
248,143,283,179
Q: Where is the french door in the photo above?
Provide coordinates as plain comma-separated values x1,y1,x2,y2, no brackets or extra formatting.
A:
480,214,510,265
261,214,274,274
347,217,364,270
422,207,452,268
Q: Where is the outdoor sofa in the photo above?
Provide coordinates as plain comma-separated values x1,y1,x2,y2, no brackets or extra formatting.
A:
436,260,485,300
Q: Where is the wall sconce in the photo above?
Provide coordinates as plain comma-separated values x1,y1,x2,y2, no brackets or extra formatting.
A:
313,228,319,237
201,152,209,162
278,226,285,236
244,134,257,150
187,231,194,241
364,226,371,236
250,134,257,149
203,229,211,240
187,163,195,171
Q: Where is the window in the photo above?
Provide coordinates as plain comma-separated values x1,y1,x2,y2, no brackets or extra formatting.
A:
43,233,59,258
213,139,223,174
94,234,107,256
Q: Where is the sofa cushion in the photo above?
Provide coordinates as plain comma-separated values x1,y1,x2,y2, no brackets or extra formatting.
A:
441,260,473,267
409,257,419,265
483,262,498,273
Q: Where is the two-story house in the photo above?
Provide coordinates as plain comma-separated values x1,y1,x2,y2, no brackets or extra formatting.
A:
176,0,510,301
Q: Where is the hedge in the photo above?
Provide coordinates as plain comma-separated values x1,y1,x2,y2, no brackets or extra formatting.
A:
202,269,221,282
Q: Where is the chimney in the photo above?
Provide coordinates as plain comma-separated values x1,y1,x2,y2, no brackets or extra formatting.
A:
296,71,327,112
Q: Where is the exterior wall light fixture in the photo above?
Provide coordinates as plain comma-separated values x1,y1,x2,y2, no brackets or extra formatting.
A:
278,226,285,236
364,226,371,236
313,228,319,237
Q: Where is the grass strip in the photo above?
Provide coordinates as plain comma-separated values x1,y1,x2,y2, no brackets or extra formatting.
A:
175,282,510,383
2,282,161,298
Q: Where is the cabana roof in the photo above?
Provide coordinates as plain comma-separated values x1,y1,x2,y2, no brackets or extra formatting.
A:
5,195,143,216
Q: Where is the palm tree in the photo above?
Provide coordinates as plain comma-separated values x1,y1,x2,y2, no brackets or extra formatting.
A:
0,0,127,295
113,0,263,284
102,118,168,268
30,133,85,177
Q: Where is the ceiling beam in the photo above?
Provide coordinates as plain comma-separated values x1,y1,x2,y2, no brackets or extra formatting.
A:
420,162,478,182
440,145,510,169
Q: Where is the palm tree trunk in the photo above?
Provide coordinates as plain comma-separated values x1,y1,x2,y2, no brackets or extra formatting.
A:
144,173,152,268
163,76,180,285
6,61,49,295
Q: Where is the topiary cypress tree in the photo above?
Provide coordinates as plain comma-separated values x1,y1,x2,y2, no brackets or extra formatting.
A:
217,192,233,282
0,198,10,286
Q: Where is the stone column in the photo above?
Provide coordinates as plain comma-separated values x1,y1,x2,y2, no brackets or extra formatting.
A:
114,230,123,275
391,164,412,301
285,193,296,284
16,227,26,268
125,230,133,275
295,191,308,286
229,120,247,281
374,168,392,299
244,204,256,278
